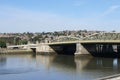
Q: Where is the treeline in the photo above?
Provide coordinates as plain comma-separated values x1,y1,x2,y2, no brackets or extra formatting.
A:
0,37,28,48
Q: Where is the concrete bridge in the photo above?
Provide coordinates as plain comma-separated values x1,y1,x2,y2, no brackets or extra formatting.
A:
7,32,120,57
7,43,38,53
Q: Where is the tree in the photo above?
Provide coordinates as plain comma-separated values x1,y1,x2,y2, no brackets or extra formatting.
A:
20,39,28,44
0,40,6,48
112,30,116,32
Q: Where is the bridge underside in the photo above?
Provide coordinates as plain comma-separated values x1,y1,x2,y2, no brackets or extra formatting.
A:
81,43,120,58
49,43,120,58
49,44,76,55
31,48,36,53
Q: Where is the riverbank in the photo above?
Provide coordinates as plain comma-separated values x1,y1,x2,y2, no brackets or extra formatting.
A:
0,48,33,54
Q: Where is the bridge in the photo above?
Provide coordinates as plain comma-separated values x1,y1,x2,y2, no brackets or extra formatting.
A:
7,32,120,57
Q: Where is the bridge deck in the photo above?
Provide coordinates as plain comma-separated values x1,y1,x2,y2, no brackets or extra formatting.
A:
7,40,120,48
48,40,120,45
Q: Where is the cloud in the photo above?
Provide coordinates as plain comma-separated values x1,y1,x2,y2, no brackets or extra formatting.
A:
102,5,120,16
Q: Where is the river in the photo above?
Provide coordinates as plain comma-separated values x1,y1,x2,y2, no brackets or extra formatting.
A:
0,54,120,80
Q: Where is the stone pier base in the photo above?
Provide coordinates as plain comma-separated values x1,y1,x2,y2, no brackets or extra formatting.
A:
36,43,56,54
75,43,90,55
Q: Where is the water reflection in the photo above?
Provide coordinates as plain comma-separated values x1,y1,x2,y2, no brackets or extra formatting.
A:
75,55,120,79
0,54,120,80
35,55,55,69
51,55,76,71
0,56,6,67
75,56,120,71
35,54,120,79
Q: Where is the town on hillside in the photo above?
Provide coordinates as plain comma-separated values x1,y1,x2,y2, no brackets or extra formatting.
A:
0,30,106,48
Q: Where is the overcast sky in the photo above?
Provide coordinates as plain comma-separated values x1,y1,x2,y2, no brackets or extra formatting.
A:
0,0,120,32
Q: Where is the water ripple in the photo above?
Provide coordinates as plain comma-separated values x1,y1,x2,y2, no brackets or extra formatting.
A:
0,68,38,75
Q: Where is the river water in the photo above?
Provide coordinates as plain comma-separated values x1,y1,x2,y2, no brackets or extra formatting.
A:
0,54,120,80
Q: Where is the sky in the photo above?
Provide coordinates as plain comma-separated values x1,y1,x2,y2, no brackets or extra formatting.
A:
0,0,120,32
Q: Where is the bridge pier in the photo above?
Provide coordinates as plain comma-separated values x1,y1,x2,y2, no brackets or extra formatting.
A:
74,43,90,55
117,45,120,53
36,43,56,54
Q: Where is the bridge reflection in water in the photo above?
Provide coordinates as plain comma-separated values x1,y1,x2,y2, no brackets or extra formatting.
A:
35,54,120,79
0,54,120,80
